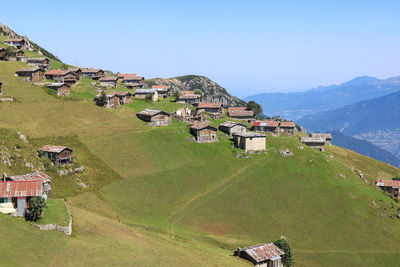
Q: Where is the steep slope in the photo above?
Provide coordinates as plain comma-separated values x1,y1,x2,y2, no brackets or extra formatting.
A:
245,75,400,119
145,75,246,107
298,91,400,159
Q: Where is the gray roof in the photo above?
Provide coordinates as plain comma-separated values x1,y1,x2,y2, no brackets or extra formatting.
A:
137,108,170,117
135,89,156,94
300,137,326,143
219,121,246,128
310,133,332,139
46,83,69,88
233,132,266,138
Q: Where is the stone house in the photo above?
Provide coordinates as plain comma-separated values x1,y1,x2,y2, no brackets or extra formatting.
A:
152,85,170,98
15,67,45,83
46,83,71,96
234,243,285,267
123,74,145,89
5,172,51,198
251,121,279,134
0,180,43,217
0,48,5,60
227,107,254,122
45,70,77,85
279,121,295,135
218,121,247,136
4,38,26,49
15,50,25,61
233,132,266,152
81,68,104,80
190,122,218,143
99,76,118,88
27,57,51,70
39,145,74,165
136,108,171,126
135,89,158,101
310,133,332,144
376,180,400,199
300,137,326,152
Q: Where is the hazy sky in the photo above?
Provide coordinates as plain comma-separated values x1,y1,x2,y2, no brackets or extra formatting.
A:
2,0,400,97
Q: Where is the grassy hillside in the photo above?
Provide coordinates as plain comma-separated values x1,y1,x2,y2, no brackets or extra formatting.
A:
1,35,400,266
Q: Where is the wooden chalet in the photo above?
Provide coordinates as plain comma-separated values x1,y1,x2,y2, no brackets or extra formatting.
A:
300,137,326,152
68,68,82,80
99,76,118,88
376,180,400,199
310,133,332,144
123,74,145,89
45,70,77,85
15,50,25,61
279,121,295,135
251,121,279,134
190,121,218,143
39,145,74,165
82,68,104,80
176,92,201,105
227,107,254,122
46,83,71,96
5,172,51,198
218,121,247,136
234,243,285,267
196,102,223,113
4,38,26,49
95,91,132,108
0,181,43,217
152,85,170,99
135,89,158,101
233,132,266,152
27,57,51,70
136,108,171,126
0,48,5,60
117,73,136,82
15,67,45,83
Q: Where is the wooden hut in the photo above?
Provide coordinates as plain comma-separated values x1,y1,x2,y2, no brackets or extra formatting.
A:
176,93,201,105
218,121,247,136
27,57,51,70
46,83,71,96
376,180,400,199
251,121,279,134
68,68,82,80
279,121,295,136
99,76,118,88
300,137,326,152
123,74,145,89
196,102,223,113
135,89,158,101
81,68,104,80
15,50,25,61
136,108,171,126
15,67,45,83
39,145,74,165
310,133,332,144
152,85,170,98
4,38,26,49
227,107,254,122
45,70,77,85
6,172,51,198
234,243,285,267
190,122,218,143
95,91,132,108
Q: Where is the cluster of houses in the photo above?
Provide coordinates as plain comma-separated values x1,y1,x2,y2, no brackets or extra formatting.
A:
0,145,74,217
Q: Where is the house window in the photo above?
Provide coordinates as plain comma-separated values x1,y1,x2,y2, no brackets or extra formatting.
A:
0,198,8,203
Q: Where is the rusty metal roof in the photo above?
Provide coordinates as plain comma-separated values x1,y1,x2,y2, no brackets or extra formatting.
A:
252,121,279,127
0,181,43,198
242,243,284,263
40,145,73,153
376,179,400,188
279,121,295,127
300,137,326,144
8,172,51,183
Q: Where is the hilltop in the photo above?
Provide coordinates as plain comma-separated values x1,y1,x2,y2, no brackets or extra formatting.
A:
1,29,400,267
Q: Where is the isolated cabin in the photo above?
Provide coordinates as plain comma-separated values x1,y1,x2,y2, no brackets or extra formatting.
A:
218,121,247,136
234,243,285,267
227,107,254,122
0,48,5,60
45,70,77,85
6,172,51,198
15,50,25,61
196,102,223,117
300,137,326,152
310,133,332,144
376,180,400,199
190,122,218,143
0,181,43,217
233,132,266,152
135,89,158,101
68,68,82,80
123,74,145,89
27,57,51,70
177,93,201,105
15,67,45,83
99,76,118,88
4,38,26,49
39,145,74,165
136,108,171,126
152,85,170,98
46,83,71,96
81,68,104,80
279,121,295,135
251,121,279,134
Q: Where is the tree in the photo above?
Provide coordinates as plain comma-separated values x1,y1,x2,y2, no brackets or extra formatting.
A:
246,100,263,117
97,91,107,106
25,196,46,222
145,94,153,102
172,91,180,100
274,238,294,267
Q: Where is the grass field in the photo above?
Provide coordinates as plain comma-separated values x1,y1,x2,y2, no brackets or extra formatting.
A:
2,34,400,266
38,199,70,226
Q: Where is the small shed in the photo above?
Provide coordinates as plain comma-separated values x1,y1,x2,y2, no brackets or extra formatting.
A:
81,68,104,80
136,108,171,126
46,83,71,96
251,121,279,134
300,137,326,152
27,57,50,70
99,76,118,88
6,172,51,198
376,180,400,199
45,70,77,85
176,93,201,105
15,67,45,83
0,48,5,60
218,121,247,136
190,122,218,143
233,132,266,152
68,68,82,80
228,107,254,122
39,145,74,165
234,243,285,267
279,121,295,136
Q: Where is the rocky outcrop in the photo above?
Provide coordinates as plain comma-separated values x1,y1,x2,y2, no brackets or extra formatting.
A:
145,75,246,107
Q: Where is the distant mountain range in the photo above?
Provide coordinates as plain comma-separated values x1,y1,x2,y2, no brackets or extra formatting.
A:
245,76,400,120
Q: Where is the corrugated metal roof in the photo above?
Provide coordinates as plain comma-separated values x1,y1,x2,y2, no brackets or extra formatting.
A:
252,121,279,127
233,132,265,138
0,181,43,198
243,243,284,263
376,179,400,188
8,172,51,183
300,137,326,143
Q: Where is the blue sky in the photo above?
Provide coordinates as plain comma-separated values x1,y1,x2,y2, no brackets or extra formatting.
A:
2,0,400,97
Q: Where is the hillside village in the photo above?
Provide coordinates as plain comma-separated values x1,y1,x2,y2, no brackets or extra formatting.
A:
1,29,400,267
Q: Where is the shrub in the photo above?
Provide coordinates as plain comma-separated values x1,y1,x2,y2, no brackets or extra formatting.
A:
246,100,263,117
274,238,294,267
172,91,180,100
145,94,153,102
97,91,107,106
25,196,46,222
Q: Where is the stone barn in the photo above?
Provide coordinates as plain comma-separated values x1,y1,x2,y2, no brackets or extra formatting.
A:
279,121,295,135
82,68,104,80
233,132,266,152
99,76,118,88
218,121,247,136
136,108,171,126
300,137,326,152
39,145,74,165
234,243,285,267
45,70,77,85
190,122,218,143
15,67,45,83
46,83,71,96
227,107,254,122
251,121,279,134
